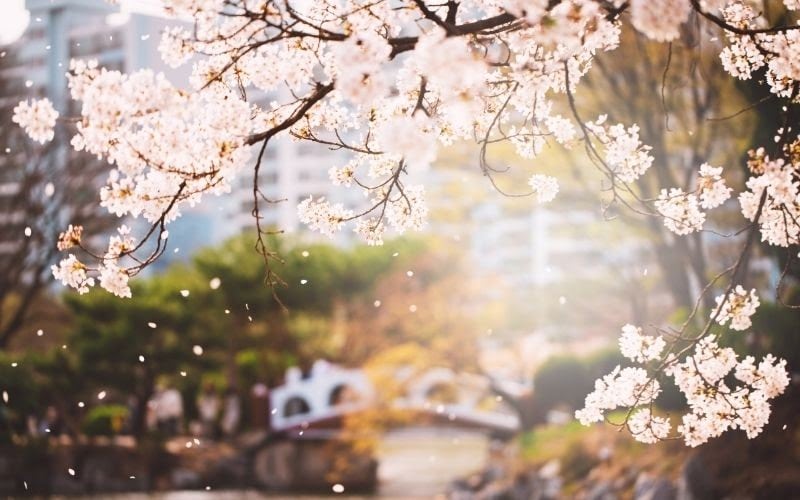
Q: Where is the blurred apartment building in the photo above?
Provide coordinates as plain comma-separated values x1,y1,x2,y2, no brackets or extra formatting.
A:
469,202,607,287
0,0,356,270
422,166,650,290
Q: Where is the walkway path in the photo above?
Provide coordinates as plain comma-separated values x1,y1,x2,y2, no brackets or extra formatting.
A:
377,427,488,497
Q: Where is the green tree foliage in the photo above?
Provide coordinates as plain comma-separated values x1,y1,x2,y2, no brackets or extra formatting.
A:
1,234,457,441
188,234,429,386
532,356,591,414
82,404,129,437
63,270,216,435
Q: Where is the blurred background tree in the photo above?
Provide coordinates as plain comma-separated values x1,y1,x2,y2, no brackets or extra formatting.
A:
0,232,488,443
0,47,111,348
581,25,756,314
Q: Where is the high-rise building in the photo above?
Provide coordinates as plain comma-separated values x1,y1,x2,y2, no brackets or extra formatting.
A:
226,127,353,240
420,164,653,291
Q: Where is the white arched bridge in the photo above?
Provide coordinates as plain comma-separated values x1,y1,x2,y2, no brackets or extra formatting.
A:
268,360,523,438
249,360,528,491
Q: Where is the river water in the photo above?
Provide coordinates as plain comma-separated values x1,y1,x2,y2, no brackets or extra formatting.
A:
63,428,488,499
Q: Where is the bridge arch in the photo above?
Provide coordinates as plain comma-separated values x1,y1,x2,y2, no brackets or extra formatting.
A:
283,396,311,418
270,360,374,431
329,383,364,406
424,381,460,405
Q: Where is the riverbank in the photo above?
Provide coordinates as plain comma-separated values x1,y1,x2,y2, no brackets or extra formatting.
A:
448,392,800,499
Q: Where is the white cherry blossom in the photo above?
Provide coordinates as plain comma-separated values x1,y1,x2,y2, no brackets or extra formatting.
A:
655,188,706,235
297,196,354,238
711,285,760,331
630,0,691,42
581,334,789,447
52,255,94,294
628,409,671,444
575,366,661,425
375,116,438,171
527,174,559,204
57,225,83,251
698,163,732,209
586,117,654,183
619,324,665,364
12,98,58,144
98,262,132,298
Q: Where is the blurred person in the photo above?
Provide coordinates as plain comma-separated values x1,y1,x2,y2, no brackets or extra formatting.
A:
197,382,220,438
149,385,164,432
250,383,269,430
145,397,158,431
38,406,63,437
153,384,184,435
26,414,38,437
124,395,139,435
0,404,10,445
220,388,241,438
